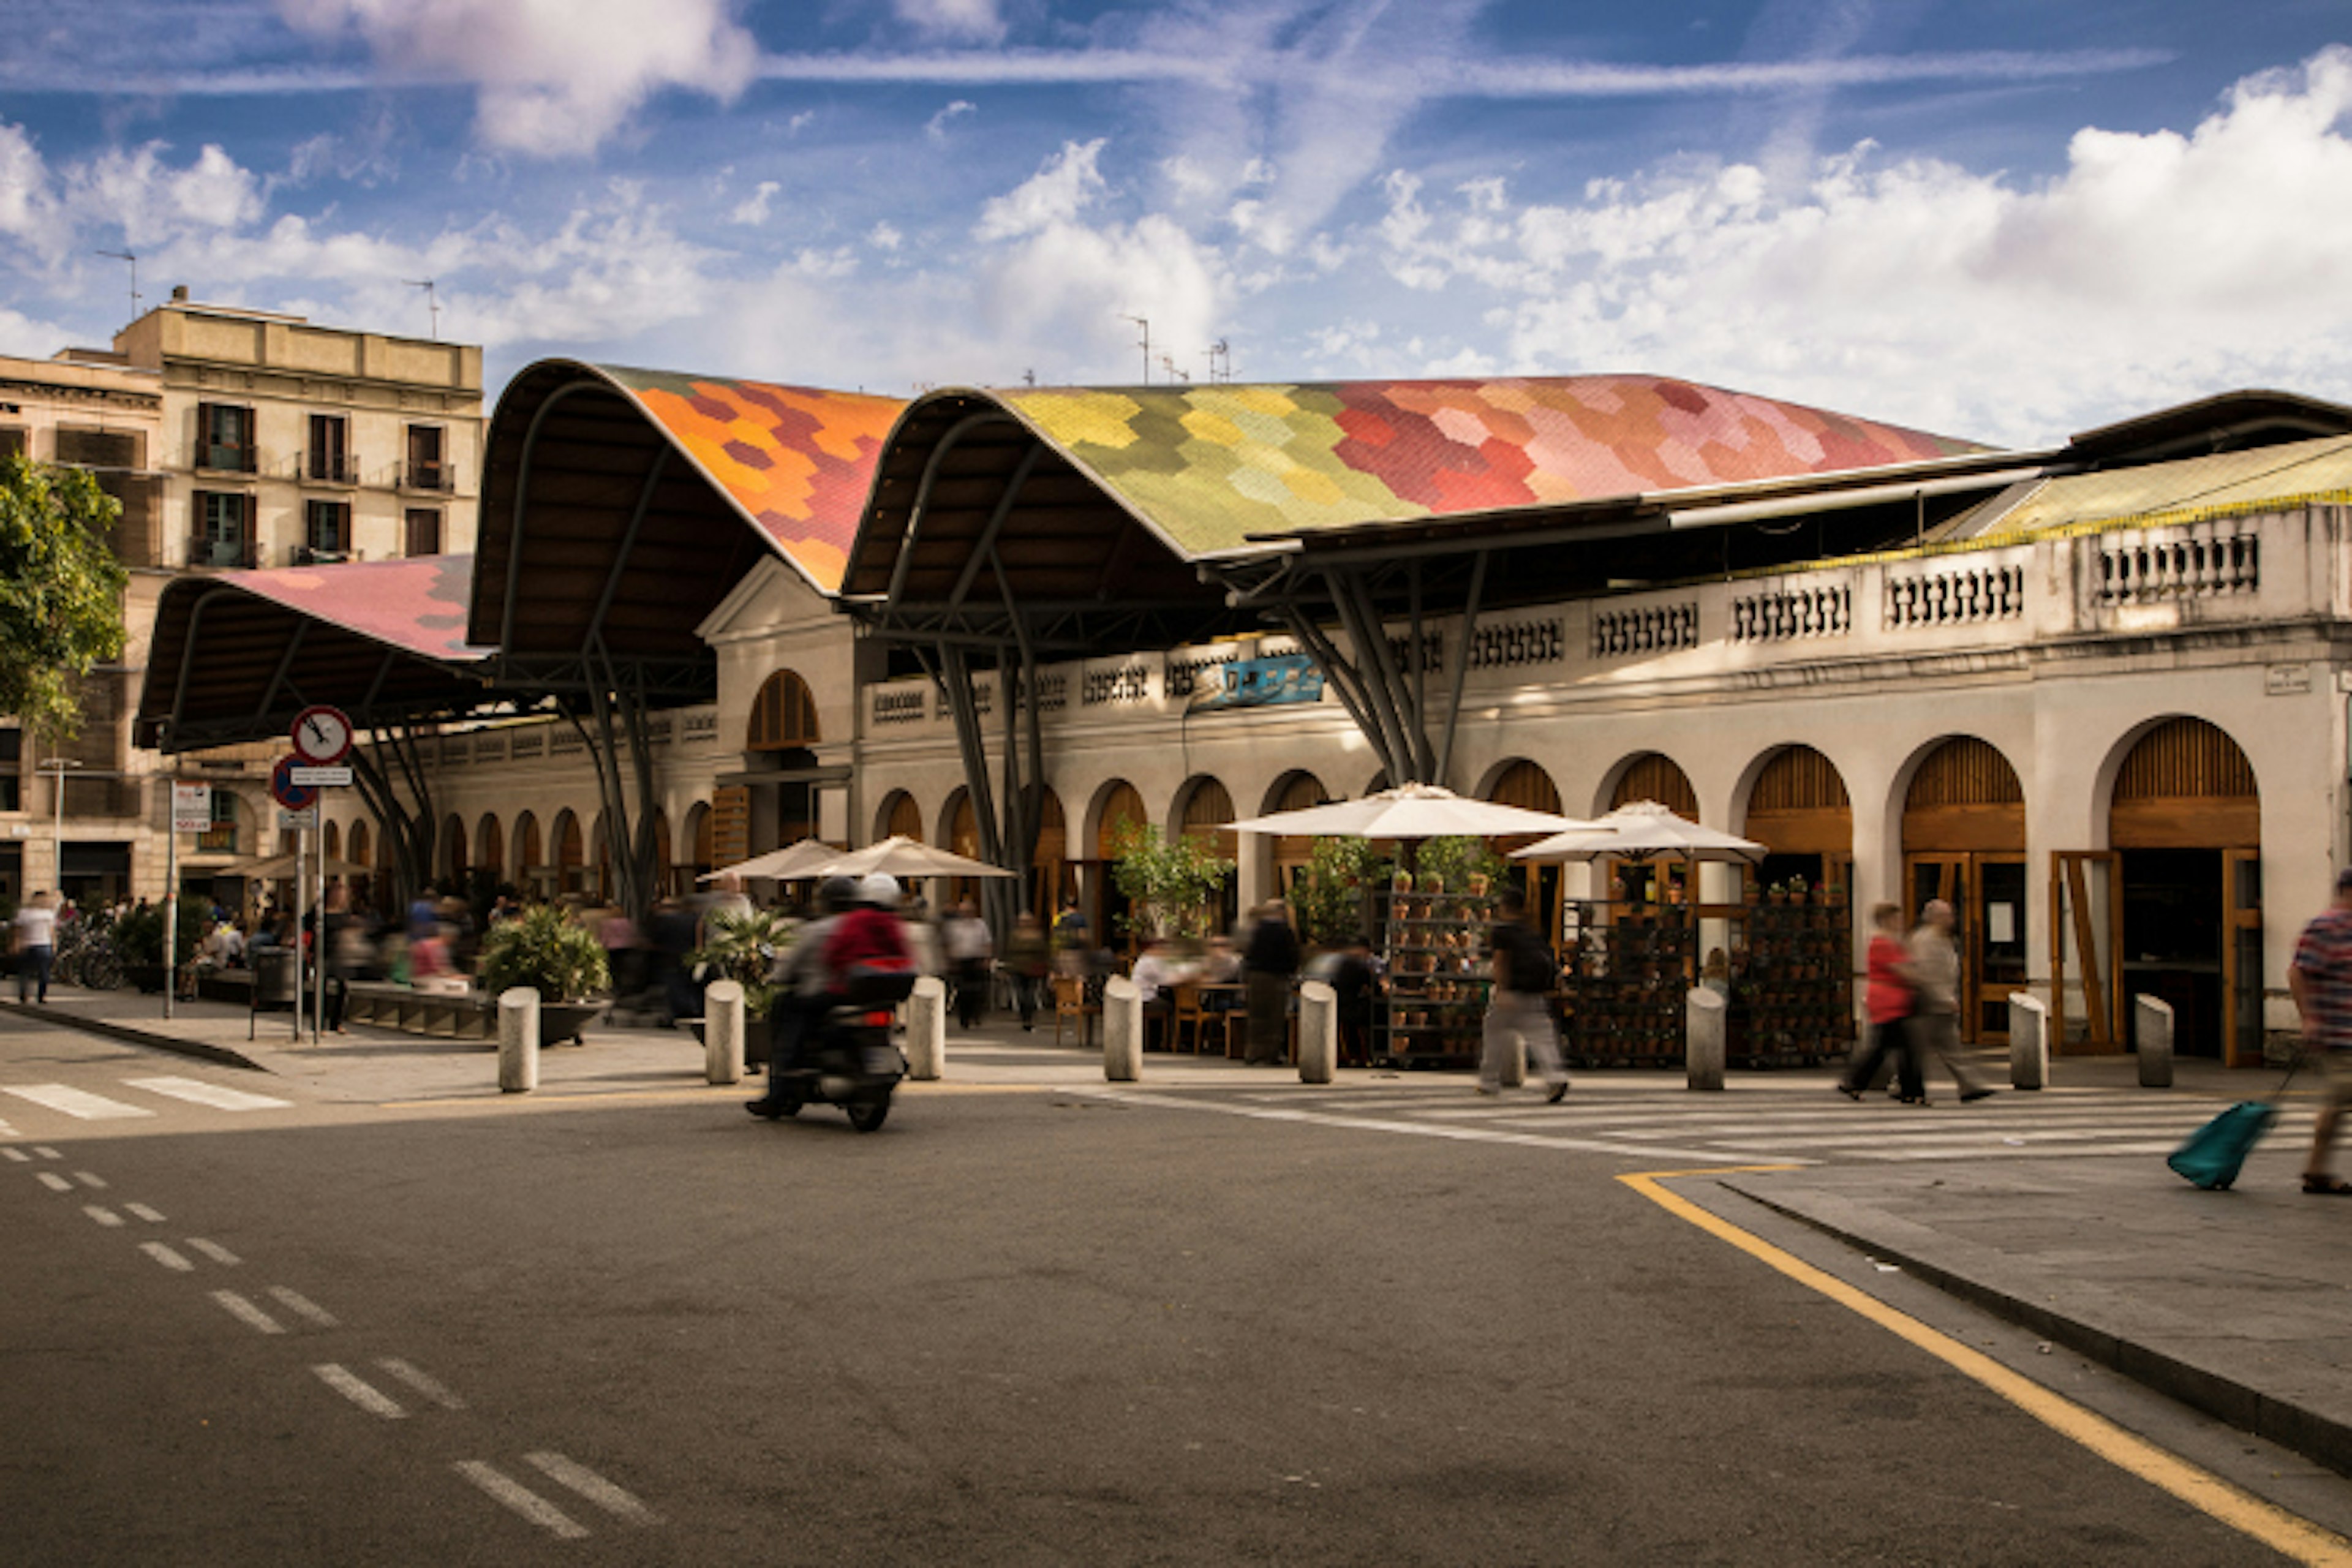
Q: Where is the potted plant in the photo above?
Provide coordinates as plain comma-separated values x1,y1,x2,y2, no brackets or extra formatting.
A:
687,908,799,1066
114,902,211,994
477,904,610,1046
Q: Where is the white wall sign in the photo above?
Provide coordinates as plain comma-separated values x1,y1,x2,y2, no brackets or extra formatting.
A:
172,782,213,834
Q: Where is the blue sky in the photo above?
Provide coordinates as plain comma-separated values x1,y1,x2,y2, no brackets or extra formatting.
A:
0,1,2347,443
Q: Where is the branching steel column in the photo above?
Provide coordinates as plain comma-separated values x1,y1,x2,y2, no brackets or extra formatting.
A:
935,646,1006,889
1408,562,1434,782
946,441,1044,611
164,588,230,751
251,620,309,728
581,447,671,654
499,380,601,658
1276,605,1396,782
1435,550,1490,787
1330,570,1424,783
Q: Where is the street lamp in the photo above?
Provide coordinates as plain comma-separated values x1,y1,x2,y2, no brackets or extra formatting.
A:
39,758,81,895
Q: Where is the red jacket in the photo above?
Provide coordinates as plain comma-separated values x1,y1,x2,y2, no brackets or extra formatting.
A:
825,908,910,982
1865,933,1913,1025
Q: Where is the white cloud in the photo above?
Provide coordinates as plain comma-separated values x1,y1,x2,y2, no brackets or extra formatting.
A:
274,0,758,157
729,179,780,225
867,221,903,252
1365,46,2352,444
893,0,1006,45
924,100,977,145
974,139,1106,241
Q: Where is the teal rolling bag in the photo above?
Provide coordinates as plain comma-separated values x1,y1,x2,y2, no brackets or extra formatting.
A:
2167,1101,2277,1191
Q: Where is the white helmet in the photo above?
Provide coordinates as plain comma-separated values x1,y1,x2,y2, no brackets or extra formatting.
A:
857,872,901,908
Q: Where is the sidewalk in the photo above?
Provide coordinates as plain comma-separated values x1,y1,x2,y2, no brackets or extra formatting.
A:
1716,1060,2352,1479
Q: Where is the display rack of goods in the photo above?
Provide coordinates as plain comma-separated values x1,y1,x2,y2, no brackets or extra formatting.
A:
1729,884,1854,1068
1559,905,1695,1069
1373,878,1498,1068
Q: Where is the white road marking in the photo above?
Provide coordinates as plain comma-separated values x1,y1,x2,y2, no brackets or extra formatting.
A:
32,1145,61,1159
312,1364,406,1420
0,1146,26,1162
124,1202,165,1223
186,1238,239,1265
122,1076,292,1112
523,1452,658,1525
1072,1090,1757,1164
211,1291,285,1334
0,1121,18,1138
73,1170,107,1189
375,1358,466,1411
453,1461,591,1540
83,1205,122,1227
36,1171,71,1191
140,1242,194,1272
266,1286,339,1328
2,1085,154,1120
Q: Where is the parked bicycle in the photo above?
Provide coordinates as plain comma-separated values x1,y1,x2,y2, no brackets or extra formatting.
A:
54,908,124,992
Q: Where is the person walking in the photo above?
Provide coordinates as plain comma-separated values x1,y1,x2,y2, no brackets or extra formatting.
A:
1003,912,1050,1030
1839,902,1923,1103
943,899,994,1030
1907,899,1995,1104
1480,886,1569,1101
2291,868,2352,1193
13,891,57,1003
1242,899,1299,1066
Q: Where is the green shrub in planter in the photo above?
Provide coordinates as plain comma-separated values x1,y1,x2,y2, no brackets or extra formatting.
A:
478,905,609,1002
115,902,211,968
688,908,798,1019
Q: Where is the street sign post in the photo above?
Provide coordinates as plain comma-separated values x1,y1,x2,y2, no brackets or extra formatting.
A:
165,782,211,1021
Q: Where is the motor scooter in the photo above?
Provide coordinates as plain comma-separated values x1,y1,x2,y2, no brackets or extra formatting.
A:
750,965,912,1132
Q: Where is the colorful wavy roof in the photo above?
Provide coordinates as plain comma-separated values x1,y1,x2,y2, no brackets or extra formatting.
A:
214,554,488,663
597,364,903,592
994,377,1988,555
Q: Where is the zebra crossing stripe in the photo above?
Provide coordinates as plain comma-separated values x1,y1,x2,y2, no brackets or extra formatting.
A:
453,1462,590,1540
2,1085,153,1120
121,1077,292,1112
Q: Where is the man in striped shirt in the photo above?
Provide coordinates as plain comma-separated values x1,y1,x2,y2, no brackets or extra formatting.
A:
2291,869,2352,1193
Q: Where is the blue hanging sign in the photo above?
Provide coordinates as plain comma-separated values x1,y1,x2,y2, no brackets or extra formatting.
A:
1191,654,1325,712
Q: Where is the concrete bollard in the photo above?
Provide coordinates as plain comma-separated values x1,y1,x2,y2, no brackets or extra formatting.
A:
2135,993,2175,1088
905,976,946,1082
1102,977,1142,1082
1297,980,1338,1085
1686,988,1726,1091
2008,992,2048,1090
497,987,540,1094
704,979,745,1086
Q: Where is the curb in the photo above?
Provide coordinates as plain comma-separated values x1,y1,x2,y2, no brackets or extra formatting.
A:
1720,1174,2352,1482
0,998,274,1075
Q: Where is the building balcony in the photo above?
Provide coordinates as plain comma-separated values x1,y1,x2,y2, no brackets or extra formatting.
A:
194,445,258,476
187,534,258,570
292,545,349,567
303,450,361,486
401,461,455,494
196,823,238,854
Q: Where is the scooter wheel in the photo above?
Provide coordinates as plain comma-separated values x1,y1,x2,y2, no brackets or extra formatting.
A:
846,1096,890,1133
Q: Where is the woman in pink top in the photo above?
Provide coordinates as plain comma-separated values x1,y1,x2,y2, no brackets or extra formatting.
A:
1838,902,1925,1104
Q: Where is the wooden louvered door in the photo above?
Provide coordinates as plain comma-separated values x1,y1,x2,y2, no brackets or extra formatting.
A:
2050,851,2121,1053
2223,849,2263,1068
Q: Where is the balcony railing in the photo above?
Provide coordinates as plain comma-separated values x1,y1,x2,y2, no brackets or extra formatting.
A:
402,461,454,493
304,449,361,484
187,534,258,570
293,545,348,567
197,443,257,475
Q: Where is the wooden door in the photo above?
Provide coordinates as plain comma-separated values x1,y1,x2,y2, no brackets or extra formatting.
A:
2223,849,2263,1068
2050,851,2122,1052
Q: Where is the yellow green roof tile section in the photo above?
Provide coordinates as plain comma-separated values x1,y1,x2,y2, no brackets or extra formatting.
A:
1994,434,2352,537
998,377,1986,554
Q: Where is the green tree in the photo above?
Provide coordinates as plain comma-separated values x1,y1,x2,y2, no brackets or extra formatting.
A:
1108,821,1235,941
0,456,127,738
1291,835,1385,947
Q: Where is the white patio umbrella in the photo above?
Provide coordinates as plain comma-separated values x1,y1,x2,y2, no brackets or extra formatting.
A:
1225,782,1593,841
699,837,839,882
229,851,375,880
815,835,1019,880
1509,800,1765,864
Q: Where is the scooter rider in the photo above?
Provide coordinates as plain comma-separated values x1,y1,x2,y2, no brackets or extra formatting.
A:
827,873,913,979
744,875,861,1118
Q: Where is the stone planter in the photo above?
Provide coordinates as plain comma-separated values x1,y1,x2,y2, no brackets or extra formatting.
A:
537,1001,602,1047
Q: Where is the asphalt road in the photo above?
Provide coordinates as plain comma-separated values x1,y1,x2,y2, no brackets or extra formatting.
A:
0,1016,2322,1566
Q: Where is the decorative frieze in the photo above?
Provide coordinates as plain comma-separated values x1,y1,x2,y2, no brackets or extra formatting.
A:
1468,617,1564,670
1588,604,1694,660
1884,563,2025,628
1083,663,1153,706
1382,634,1446,676
1732,582,1850,642
872,687,927,726
1164,652,1235,698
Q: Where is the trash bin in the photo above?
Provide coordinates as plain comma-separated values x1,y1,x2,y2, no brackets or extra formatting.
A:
254,949,297,1011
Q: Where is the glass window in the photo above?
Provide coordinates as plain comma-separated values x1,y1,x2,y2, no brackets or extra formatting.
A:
304,499,349,556
0,427,28,459
0,728,20,813
196,491,249,566
198,403,255,472
405,424,447,490
55,428,138,469
307,413,349,481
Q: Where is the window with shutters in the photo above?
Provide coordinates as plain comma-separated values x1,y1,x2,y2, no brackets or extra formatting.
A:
197,403,255,472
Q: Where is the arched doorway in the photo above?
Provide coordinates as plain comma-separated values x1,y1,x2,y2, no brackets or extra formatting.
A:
876,790,921,843
1175,775,1240,933
1093,780,1147,948
442,813,469,886
477,814,504,883
747,668,821,848
1608,753,1698,905
1029,786,1068,919
323,820,341,860
2106,717,2262,1063
649,810,673,899
514,811,544,897
1902,736,2027,1044
553,810,584,896
1744,745,1853,899
941,789,981,907
1265,771,1328,900
682,803,710,890
1485,759,1563,943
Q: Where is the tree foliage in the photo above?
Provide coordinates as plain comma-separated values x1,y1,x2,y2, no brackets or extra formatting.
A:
0,456,127,738
1108,820,1235,940
1291,835,1384,947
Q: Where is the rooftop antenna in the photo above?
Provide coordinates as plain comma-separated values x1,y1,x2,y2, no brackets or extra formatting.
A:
1119,313,1150,384
1022,368,1036,388
1208,338,1232,385
1158,353,1190,384
95,249,139,323
404,278,440,340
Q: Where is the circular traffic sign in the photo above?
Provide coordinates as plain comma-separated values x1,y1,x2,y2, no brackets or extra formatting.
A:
270,753,318,812
291,704,353,765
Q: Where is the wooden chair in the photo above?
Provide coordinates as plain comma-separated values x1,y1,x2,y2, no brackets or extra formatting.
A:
1169,982,1205,1054
1052,973,1099,1048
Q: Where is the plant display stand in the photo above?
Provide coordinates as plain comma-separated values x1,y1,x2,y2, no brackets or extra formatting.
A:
1559,903,1695,1067
1373,882,1496,1068
1730,891,1853,1067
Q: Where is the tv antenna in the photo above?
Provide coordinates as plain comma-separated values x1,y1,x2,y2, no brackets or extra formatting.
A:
95,249,139,322
1158,353,1191,384
404,278,440,340
1207,339,1232,384
1118,313,1150,384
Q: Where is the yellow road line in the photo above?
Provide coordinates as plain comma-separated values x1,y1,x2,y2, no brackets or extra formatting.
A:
1620,1167,2352,1566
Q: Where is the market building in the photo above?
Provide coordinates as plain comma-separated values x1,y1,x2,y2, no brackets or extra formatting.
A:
138,364,2352,1068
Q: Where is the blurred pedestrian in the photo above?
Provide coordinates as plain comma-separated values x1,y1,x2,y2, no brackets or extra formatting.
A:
1480,887,1568,1100
1908,899,1995,1104
1242,899,1299,1066
943,898,993,1029
13,891,56,1003
1839,902,1922,1104
2293,868,2352,1193
1003,911,1050,1031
